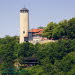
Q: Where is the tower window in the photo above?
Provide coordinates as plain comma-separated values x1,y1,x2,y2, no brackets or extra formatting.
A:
23,31,25,34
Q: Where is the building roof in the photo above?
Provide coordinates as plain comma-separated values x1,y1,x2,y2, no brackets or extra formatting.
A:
24,57,38,60
29,29,43,35
20,8,29,12
29,29,43,32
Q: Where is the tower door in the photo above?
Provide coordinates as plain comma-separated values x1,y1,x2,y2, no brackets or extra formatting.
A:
24,37,29,42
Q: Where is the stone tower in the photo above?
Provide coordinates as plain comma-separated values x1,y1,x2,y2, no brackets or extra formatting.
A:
20,8,29,43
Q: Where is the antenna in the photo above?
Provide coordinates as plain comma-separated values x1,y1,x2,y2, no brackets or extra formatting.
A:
24,5,26,8
23,0,27,8
24,5,25,8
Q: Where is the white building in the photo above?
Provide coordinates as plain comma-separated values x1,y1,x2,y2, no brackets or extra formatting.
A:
20,8,29,43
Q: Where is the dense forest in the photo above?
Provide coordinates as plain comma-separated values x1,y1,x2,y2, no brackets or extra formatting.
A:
0,17,75,75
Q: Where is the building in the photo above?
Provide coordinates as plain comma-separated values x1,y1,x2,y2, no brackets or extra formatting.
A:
29,29,44,43
20,8,45,44
20,8,29,43
19,8,54,44
20,57,38,68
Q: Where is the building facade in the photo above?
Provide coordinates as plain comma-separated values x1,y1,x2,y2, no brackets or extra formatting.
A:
20,8,49,44
20,8,29,43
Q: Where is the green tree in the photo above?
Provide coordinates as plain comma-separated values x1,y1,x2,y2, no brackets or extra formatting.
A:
67,18,75,39
14,42,35,65
58,52,75,74
17,42,35,58
42,22,57,38
26,65,45,75
52,20,68,39
0,43,16,75
37,26,44,29
0,35,19,45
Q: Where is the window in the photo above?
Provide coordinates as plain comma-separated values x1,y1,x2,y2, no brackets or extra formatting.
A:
23,31,25,34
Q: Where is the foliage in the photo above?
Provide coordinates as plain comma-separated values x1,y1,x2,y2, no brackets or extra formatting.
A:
67,18,75,39
0,17,75,74
26,65,46,75
42,22,57,38
0,36,75,75
37,26,44,29
0,35,19,44
42,17,75,39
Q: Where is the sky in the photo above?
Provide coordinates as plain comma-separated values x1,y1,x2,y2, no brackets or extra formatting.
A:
0,0,75,37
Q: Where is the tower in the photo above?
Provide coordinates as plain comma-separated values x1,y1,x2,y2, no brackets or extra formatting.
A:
20,8,29,43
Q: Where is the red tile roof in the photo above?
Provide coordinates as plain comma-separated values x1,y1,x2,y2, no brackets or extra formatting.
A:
29,29,43,35
29,29,43,32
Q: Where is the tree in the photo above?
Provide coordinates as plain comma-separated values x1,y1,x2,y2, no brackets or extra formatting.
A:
26,65,45,75
42,18,75,39
37,26,44,29
42,22,57,38
67,18,75,39
0,35,19,45
58,52,75,74
17,42,35,58
0,43,15,75
52,20,68,39
14,42,35,65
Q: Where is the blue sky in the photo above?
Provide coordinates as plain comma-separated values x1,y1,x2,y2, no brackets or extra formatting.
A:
0,0,75,37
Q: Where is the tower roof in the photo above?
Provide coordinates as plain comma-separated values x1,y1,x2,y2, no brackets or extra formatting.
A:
20,8,29,12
